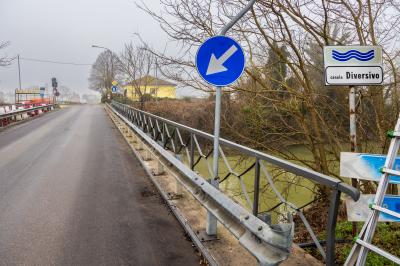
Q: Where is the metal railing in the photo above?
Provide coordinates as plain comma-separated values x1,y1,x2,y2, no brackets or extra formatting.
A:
0,104,54,127
109,101,360,266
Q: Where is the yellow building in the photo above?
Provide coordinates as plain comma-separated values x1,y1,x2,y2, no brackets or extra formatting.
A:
124,75,177,101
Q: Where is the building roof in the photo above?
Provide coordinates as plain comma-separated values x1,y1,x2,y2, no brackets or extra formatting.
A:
127,75,177,87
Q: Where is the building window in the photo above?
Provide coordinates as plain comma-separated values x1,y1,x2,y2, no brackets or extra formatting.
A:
150,88,158,95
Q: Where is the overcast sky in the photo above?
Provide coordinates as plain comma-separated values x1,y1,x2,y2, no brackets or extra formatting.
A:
0,0,173,96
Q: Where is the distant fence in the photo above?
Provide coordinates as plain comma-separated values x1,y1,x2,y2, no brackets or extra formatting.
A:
109,100,360,266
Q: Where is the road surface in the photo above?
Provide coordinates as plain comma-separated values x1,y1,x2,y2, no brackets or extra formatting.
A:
0,105,199,266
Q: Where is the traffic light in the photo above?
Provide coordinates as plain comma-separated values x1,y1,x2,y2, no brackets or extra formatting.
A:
51,77,58,88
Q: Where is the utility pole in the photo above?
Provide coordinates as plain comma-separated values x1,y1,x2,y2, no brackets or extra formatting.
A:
17,54,22,90
155,58,158,101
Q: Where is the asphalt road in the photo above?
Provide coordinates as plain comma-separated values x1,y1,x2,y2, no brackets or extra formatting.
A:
0,105,199,266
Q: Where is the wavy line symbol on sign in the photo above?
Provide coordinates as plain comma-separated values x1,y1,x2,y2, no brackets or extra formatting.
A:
332,49,375,62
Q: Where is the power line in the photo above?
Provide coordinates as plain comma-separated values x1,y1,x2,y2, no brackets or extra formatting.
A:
12,57,92,66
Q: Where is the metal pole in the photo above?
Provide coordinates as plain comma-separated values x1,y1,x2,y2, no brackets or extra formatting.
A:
155,58,159,101
17,54,21,90
253,159,261,216
207,88,222,235
326,189,341,266
349,86,358,235
349,86,357,153
206,0,257,237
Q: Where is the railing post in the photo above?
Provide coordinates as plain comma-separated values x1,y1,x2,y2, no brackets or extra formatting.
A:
253,158,261,216
162,123,167,148
326,189,341,266
190,133,195,170
173,128,178,154
142,114,147,133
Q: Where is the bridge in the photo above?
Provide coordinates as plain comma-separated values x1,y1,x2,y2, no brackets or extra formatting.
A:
0,103,359,266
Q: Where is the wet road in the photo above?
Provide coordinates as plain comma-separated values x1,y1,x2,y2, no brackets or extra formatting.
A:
0,105,198,266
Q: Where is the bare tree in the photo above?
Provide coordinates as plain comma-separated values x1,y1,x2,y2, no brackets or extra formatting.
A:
57,86,80,103
89,50,122,95
0,91,5,105
119,42,155,109
139,0,400,196
0,41,11,67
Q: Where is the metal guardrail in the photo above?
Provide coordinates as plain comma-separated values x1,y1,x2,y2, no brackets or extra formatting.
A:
109,101,360,266
0,104,54,127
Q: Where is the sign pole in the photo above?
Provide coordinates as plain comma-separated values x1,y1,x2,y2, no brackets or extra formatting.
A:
349,85,359,235
207,87,222,235
349,86,357,154
204,0,256,237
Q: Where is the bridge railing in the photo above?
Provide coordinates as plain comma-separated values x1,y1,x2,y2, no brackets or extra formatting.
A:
109,100,360,266
0,104,54,127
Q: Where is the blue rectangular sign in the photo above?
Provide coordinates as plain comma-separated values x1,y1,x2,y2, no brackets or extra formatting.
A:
346,195,400,222
340,152,400,184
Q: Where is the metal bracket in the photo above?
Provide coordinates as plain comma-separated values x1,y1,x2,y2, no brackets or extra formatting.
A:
220,0,257,36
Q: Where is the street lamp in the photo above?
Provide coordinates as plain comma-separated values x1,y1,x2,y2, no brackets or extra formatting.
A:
91,44,111,51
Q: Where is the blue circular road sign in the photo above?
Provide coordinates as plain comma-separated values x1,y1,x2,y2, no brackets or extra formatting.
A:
196,36,245,87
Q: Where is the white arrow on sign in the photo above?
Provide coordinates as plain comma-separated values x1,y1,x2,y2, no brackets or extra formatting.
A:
206,45,238,75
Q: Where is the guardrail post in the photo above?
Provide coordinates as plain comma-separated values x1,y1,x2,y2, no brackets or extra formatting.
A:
253,158,261,216
326,189,341,266
175,154,183,196
143,148,151,161
155,161,164,176
138,140,144,150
